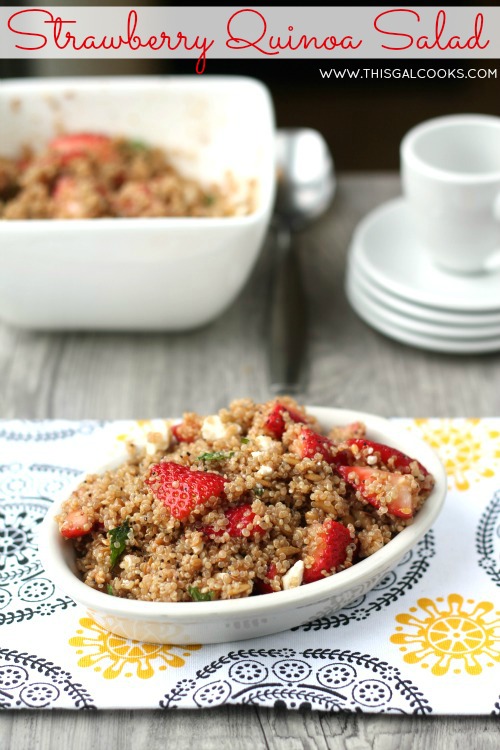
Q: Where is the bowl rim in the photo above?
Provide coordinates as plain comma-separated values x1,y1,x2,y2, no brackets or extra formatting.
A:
38,406,447,622
0,74,276,230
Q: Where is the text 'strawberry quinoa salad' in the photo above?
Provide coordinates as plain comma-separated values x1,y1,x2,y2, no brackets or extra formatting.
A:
0,132,253,219
56,399,435,602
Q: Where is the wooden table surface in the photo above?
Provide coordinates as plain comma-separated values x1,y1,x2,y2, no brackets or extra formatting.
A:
1,173,499,749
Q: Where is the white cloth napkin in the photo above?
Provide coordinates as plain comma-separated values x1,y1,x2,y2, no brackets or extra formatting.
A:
1,418,499,714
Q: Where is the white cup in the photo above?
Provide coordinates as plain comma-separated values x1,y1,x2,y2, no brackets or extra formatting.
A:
401,114,500,274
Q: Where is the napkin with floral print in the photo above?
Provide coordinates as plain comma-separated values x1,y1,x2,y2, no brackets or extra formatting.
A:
1,418,500,714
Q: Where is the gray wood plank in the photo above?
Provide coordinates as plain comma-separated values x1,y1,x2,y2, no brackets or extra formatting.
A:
2,708,500,749
1,173,499,749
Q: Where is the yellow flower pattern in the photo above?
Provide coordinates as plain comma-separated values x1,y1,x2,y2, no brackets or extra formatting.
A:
390,594,500,676
69,618,201,680
411,419,500,491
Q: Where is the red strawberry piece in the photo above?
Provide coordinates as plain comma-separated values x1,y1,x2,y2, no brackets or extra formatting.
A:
254,563,279,595
338,465,416,518
16,157,31,171
146,462,227,521
292,427,352,466
303,519,353,584
52,176,107,219
264,403,305,439
172,423,193,444
171,421,200,444
60,510,94,539
203,503,265,539
329,421,366,441
112,181,162,217
52,176,86,218
346,439,429,477
48,133,114,162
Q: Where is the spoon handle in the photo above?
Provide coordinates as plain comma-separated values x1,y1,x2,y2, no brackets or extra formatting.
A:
267,225,308,394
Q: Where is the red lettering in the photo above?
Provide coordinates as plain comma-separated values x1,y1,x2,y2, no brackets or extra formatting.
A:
7,8,53,51
470,13,489,50
374,8,418,51
226,8,278,56
375,8,490,53
6,8,214,75
51,19,76,50
227,8,362,56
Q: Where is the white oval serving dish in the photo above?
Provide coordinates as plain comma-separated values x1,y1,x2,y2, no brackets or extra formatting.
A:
39,407,447,645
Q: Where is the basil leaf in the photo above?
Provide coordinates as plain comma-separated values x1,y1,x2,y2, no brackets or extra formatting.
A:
108,521,131,567
129,139,147,151
253,487,265,496
197,451,234,462
188,586,215,602
241,437,250,444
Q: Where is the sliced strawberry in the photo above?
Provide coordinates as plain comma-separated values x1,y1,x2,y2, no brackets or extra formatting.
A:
338,465,416,518
52,176,86,218
302,519,353,584
264,403,306,439
254,563,279,594
329,421,366,441
146,462,226,521
172,421,199,444
48,133,114,162
16,157,32,172
112,181,164,217
346,439,429,477
60,510,94,539
203,503,265,539
52,175,107,219
172,423,190,443
292,427,352,466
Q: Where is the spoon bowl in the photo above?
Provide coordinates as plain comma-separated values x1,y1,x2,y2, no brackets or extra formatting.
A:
275,128,336,231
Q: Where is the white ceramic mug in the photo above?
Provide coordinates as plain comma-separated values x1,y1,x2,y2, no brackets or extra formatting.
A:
401,114,500,274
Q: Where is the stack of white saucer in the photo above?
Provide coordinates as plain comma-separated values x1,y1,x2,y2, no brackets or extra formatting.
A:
346,115,500,355
346,198,500,354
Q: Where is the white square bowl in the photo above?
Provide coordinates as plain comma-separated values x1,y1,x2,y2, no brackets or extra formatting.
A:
0,76,276,330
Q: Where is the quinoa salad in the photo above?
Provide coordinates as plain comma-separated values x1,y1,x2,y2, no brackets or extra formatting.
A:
56,399,435,602
0,132,252,219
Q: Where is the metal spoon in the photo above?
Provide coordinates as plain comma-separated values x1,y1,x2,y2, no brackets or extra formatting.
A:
268,128,336,394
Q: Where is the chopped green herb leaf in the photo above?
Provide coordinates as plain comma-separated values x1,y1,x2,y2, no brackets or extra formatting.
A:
203,193,215,206
107,584,115,596
108,520,131,567
253,487,265,496
188,586,215,602
241,437,250,445
129,139,147,151
197,451,234,463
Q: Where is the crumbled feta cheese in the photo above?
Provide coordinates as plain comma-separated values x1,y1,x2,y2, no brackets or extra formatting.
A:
201,415,238,441
251,435,275,458
257,465,273,477
145,420,172,455
366,455,378,466
120,554,140,573
256,435,274,451
282,560,304,590
201,415,225,440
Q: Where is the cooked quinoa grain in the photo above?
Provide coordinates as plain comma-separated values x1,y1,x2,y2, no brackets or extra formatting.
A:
0,133,254,220
57,399,435,602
